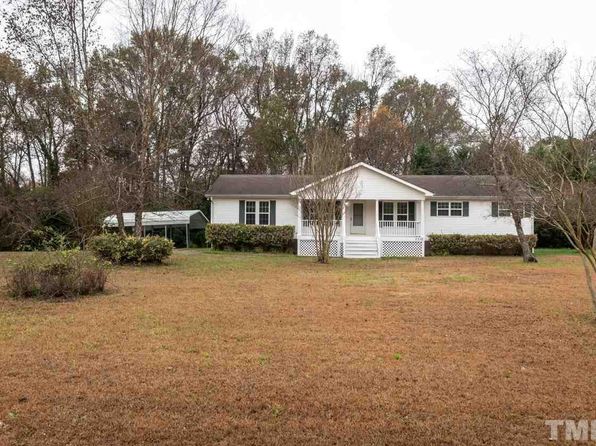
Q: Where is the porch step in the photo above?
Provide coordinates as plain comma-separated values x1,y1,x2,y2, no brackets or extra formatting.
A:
344,240,379,258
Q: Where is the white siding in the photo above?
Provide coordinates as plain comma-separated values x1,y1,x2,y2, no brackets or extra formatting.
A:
211,198,240,224
211,197,299,236
275,198,299,228
351,167,427,200
424,200,533,236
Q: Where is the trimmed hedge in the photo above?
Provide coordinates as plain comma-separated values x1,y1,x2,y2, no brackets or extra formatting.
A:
429,234,538,256
88,234,173,264
8,250,109,298
206,224,294,253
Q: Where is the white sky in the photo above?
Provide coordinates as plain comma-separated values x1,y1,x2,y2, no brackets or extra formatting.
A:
227,0,595,83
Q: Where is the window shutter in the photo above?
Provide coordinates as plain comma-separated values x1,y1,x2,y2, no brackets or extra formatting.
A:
270,200,276,225
408,201,416,221
378,201,383,221
463,201,469,217
239,200,245,224
430,201,437,216
491,202,498,217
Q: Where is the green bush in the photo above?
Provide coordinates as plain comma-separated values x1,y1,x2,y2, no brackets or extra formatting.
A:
429,234,538,256
87,234,173,264
7,251,109,298
17,226,75,252
206,224,294,253
534,221,572,248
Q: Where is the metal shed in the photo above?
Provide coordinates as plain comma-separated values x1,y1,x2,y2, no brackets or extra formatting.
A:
103,210,209,248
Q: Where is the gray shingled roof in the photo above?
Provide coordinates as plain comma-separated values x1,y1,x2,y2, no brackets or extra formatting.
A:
206,173,498,198
206,175,304,196
399,175,497,197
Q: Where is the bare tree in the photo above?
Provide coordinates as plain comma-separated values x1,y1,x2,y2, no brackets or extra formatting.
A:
364,45,396,113
526,58,596,313
454,45,563,263
107,0,241,235
292,129,356,264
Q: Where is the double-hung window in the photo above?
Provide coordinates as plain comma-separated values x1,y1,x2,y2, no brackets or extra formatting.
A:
382,202,394,221
437,201,463,217
450,202,463,216
245,200,270,225
496,202,531,218
396,202,408,221
497,203,511,217
437,202,450,216
259,201,270,225
382,201,410,221
245,201,257,224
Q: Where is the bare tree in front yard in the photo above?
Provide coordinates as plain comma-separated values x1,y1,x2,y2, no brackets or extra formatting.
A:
525,59,596,313
293,129,356,264
454,45,564,263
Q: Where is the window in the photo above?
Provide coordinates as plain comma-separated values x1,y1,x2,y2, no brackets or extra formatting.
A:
259,201,270,225
396,202,408,221
381,201,411,221
244,200,270,225
497,202,531,218
383,202,394,221
245,201,256,224
437,201,463,217
497,203,511,217
437,202,450,216
450,202,463,216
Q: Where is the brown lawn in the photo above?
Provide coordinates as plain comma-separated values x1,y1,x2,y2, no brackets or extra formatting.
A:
0,250,594,445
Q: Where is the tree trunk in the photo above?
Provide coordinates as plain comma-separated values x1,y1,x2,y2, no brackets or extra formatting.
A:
512,211,537,263
134,208,143,237
580,255,596,316
26,142,36,188
0,133,5,190
116,210,126,235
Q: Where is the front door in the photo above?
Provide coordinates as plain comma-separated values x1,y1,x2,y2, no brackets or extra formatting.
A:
350,202,365,234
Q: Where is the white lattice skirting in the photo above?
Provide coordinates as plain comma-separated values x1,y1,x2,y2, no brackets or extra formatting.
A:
297,239,343,257
381,240,424,258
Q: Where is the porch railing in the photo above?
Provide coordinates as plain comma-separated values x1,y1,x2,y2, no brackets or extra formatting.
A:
301,219,340,236
378,221,421,237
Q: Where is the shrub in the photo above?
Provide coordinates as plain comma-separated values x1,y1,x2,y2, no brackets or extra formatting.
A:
534,221,572,248
87,233,173,264
429,234,538,256
7,251,109,298
17,226,75,252
206,224,294,253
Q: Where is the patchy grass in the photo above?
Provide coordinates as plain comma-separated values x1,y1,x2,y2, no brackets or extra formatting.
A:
0,250,594,445
535,247,577,256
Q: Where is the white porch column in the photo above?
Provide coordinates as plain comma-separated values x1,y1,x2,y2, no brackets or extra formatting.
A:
341,200,347,241
297,198,302,237
375,199,381,258
375,200,380,238
420,199,426,255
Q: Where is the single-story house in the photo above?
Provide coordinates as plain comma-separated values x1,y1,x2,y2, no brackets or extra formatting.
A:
205,162,534,258
104,210,209,248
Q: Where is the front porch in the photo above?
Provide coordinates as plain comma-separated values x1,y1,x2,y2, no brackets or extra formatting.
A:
296,199,426,258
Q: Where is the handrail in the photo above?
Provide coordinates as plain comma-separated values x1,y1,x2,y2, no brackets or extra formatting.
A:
378,221,421,237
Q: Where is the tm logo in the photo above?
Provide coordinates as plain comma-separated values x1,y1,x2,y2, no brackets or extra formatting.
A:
545,420,596,441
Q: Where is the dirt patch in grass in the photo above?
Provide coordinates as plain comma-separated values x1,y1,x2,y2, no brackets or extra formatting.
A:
0,250,594,445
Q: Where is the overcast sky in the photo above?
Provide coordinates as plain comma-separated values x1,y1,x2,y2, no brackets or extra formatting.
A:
227,0,595,83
